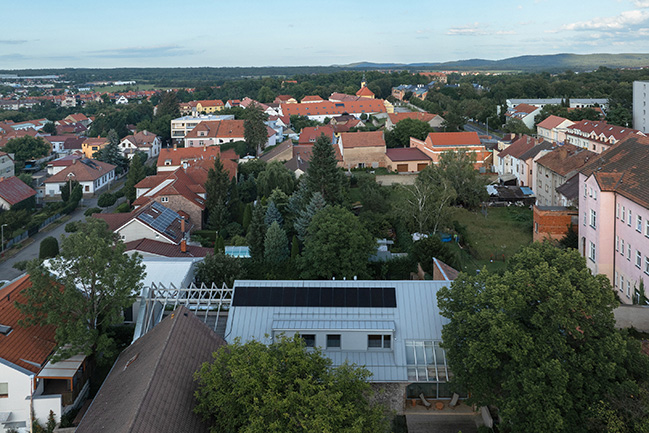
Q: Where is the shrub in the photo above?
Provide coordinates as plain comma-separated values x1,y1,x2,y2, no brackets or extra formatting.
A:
64,222,78,233
39,236,59,259
115,202,131,213
13,260,29,271
113,188,125,198
84,207,102,217
97,192,116,208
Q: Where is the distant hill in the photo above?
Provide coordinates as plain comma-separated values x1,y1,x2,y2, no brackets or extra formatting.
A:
345,53,649,72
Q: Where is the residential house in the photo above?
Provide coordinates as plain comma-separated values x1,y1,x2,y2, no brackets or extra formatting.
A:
260,139,293,163
410,132,490,170
124,238,212,258
536,115,574,144
0,151,14,178
157,146,238,179
391,83,434,101
505,103,542,130
298,126,336,145
75,306,226,433
633,81,649,133
565,120,644,154
329,115,364,134
81,137,109,159
42,135,78,155
301,95,324,103
385,112,444,131
385,148,431,173
506,98,608,110
62,113,91,127
274,95,297,104
94,201,191,245
46,155,84,176
226,279,457,411
0,176,36,210
578,134,649,303
196,99,224,113
119,130,161,160
0,128,38,148
115,95,129,104
495,135,553,187
281,99,387,122
0,275,89,432
43,159,116,196
225,99,241,109
534,144,595,207
338,131,386,169
170,114,235,146
133,169,207,229
284,145,314,178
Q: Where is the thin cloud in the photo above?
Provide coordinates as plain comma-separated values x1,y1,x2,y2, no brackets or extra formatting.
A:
635,1,649,7
0,40,29,45
559,9,649,31
85,45,200,59
447,23,516,36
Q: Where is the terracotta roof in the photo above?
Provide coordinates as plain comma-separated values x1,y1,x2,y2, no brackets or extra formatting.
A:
124,238,212,258
121,130,159,147
329,92,361,102
0,275,57,374
388,112,439,125
44,159,116,183
356,86,375,97
536,143,596,177
579,135,649,207
82,137,109,146
92,212,133,232
184,120,245,140
518,140,554,160
197,99,224,107
133,169,206,210
426,132,481,147
340,131,385,149
157,147,238,180
75,306,226,433
0,176,36,205
301,95,324,103
386,147,431,162
498,135,538,159
298,126,335,144
566,120,642,144
537,115,573,130
281,99,386,117
293,145,314,161
510,103,539,115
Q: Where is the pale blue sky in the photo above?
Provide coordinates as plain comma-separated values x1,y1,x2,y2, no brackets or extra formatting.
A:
3,0,649,69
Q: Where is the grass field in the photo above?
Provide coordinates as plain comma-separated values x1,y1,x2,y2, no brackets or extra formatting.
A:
448,205,533,273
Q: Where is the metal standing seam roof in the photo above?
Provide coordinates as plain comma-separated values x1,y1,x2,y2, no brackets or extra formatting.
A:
273,320,396,331
226,280,450,382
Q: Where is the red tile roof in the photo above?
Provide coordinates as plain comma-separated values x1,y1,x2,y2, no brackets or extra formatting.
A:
535,143,595,177
197,99,224,107
184,120,245,140
566,120,643,144
426,132,481,147
298,126,335,144
340,131,385,149
281,99,387,117
44,159,116,183
537,115,573,130
356,86,375,97
498,135,538,159
301,95,324,103
0,275,57,374
124,238,212,258
0,176,37,205
133,169,206,210
511,103,539,115
388,112,440,125
386,147,431,162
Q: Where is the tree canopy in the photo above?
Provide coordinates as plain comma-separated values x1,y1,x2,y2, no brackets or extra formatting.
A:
205,157,231,231
305,134,343,205
256,161,295,197
401,164,456,234
437,243,649,433
244,102,268,156
18,218,145,362
194,335,390,433
384,118,433,148
3,136,50,162
438,150,487,210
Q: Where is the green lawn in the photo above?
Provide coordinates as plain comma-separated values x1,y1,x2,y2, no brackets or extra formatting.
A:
448,206,533,273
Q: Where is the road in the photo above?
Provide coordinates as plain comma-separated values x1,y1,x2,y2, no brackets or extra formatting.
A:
0,178,125,282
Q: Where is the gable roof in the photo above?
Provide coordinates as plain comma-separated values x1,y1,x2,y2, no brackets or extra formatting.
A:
356,86,375,97
298,126,335,144
340,131,385,149
133,168,206,210
0,275,57,374
124,238,212,258
76,306,226,433
121,130,159,147
536,143,596,177
579,135,649,207
157,146,238,179
260,139,293,162
498,135,538,159
388,112,440,125
184,120,245,140
426,131,481,147
0,176,36,205
44,159,116,183
566,120,643,144
281,99,387,117
537,115,573,130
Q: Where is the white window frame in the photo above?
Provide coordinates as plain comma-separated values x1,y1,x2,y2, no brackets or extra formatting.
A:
638,215,643,232
589,241,596,262
637,250,642,268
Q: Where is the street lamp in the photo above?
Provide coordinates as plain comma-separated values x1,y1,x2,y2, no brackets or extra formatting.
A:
1,223,7,257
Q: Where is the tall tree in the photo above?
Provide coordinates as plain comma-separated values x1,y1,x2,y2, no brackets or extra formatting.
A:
294,192,326,241
194,335,390,433
401,165,456,234
438,150,487,210
18,219,144,362
306,134,343,204
246,203,266,262
42,122,57,135
95,129,128,173
156,91,180,118
3,136,50,163
195,251,244,287
256,161,295,197
264,201,283,227
205,158,231,231
244,102,268,156
384,118,433,148
124,153,146,203
300,206,374,279
437,243,649,433
264,221,289,266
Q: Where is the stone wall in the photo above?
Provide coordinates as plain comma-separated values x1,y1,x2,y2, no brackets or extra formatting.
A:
370,382,408,414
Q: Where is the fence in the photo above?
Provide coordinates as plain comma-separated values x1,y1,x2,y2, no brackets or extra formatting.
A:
4,212,62,249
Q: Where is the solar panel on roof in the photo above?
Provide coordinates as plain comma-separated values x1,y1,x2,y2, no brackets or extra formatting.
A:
232,286,397,308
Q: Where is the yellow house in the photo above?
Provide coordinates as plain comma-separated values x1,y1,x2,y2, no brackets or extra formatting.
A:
82,137,109,159
196,100,224,113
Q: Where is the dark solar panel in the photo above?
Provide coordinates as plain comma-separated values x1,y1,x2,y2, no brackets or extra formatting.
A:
233,286,397,308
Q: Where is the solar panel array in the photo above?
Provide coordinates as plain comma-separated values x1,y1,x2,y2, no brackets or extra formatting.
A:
232,286,397,308
138,202,180,238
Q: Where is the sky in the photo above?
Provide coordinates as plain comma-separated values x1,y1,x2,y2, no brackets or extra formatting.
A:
2,0,649,69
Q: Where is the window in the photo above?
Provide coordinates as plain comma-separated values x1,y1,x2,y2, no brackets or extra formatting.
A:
645,256,649,275
622,206,626,220
589,241,596,261
583,212,587,226
627,280,631,298
584,184,587,197
326,334,341,349
0,383,7,398
616,236,619,251
161,196,169,203
621,275,625,293
405,340,449,382
615,271,619,288
368,335,391,349
646,219,649,237
590,209,597,228
593,190,597,200
628,210,632,226
628,244,632,260
301,334,316,348
638,215,643,232
621,239,625,255
637,251,642,268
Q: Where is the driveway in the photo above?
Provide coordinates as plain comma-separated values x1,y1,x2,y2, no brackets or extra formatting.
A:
406,414,481,433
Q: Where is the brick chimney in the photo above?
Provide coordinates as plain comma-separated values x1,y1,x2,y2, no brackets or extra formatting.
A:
180,238,187,253
181,216,185,233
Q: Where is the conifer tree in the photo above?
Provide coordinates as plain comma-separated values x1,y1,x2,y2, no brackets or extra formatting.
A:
264,201,283,227
306,134,343,204
205,158,230,231
124,154,146,203
295,192,326,241
246,203,266,261
264,221,289,266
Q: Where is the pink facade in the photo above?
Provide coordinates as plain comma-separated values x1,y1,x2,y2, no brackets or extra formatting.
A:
580,173,649,304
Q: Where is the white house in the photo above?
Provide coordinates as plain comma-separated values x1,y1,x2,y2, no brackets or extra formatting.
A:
119,130,161,160
115,95,129,105
43,159,116,196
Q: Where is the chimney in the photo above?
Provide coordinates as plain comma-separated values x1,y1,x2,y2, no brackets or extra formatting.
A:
181,216,185,233
173,142,177,151
180,238,187,253
72,159,76,164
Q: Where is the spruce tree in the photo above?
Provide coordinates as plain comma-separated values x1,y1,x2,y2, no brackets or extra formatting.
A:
242,203,253,232
306,134,343,204
295,192,326,241
205,158,230,231
124,153,146,203
264,221,289,266
290,235,300,261
246,203,266,261
264,201,283,227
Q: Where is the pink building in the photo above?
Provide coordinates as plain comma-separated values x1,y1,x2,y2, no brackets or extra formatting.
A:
579,134,649,303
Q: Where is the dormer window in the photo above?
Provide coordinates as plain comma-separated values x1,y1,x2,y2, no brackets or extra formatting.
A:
164,159,172,166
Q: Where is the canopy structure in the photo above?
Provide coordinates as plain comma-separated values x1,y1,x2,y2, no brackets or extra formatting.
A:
37,354,85,391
